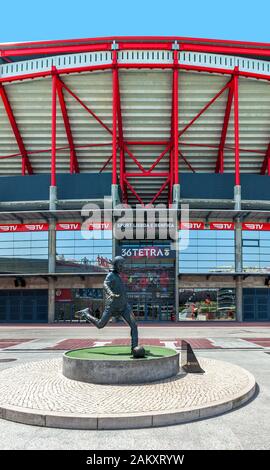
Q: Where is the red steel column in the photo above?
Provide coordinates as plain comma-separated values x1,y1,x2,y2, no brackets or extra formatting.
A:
233,68,240,186
51,68,57,187
112,49,118,186
215,83,234,173
56,79,79,174
173,50,179,185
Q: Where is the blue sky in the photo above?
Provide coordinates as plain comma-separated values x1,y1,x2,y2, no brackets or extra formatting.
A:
0,0,269,44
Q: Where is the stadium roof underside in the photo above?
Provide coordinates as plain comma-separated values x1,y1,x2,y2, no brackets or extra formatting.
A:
1,37,270,206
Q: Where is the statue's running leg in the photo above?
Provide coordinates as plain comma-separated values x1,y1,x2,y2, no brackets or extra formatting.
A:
80,307,112,329
121,305,138,351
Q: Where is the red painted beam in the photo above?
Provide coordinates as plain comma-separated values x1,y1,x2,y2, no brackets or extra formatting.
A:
99,154,113,173
169,67,175,206
3,39,270,59
233,70,240,185
178,79,232,139
2,34,270,49
1,140,263,163
125,172,169,177
181,43,270,57
114,62,127,201
260,143,270,175
180,141,265,155
173,50,179,185
51,71,57,186
124,178,144,205
0,43,111,58
120,43,172,51
147,147,170,173
112,50,118,185
215,84,234,173
123,144,146,173
60,79,112,135
125,140,169,146
153,78,233,173
0,84,33,175
150,178,170,205
179,151,196,173
56,80,79,173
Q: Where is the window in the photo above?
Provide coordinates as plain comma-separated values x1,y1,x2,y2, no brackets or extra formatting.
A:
243,231,270,272
0,232,48,274
178,288,236,321
56,230,112,273
179,230,235,273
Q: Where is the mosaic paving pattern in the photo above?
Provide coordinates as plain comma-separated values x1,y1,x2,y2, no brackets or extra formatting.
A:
0,357,255,415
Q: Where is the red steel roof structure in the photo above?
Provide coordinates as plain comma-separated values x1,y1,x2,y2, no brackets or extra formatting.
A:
1,36,270,205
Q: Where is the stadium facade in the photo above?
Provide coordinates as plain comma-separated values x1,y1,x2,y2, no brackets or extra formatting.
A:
1,36,270,323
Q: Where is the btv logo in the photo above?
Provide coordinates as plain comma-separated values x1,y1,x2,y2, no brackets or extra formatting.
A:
0,225,17,232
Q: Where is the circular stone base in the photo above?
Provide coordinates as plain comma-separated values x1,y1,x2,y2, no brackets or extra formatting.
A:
0,357,256,429
63,345,179,384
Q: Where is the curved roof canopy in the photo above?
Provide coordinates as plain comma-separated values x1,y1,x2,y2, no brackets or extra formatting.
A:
1,36,270,205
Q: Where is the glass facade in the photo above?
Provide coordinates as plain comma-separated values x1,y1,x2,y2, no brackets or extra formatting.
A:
179,230,235,273
0,231,48,273
56,230,113,273
1,224,270,323
2,227,270,276
243,231,270,272
179,288,236,321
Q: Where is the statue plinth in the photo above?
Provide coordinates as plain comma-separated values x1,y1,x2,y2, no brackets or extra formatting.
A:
62,345,179,384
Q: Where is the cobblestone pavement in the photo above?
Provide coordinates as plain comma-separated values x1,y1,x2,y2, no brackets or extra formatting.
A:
0,349,268,449
0,357,254,416
0,325,269,448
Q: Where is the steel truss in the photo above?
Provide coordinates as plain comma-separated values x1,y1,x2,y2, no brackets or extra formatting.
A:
1,38,270,204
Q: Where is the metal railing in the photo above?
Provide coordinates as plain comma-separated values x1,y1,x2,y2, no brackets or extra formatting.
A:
1,50,270,79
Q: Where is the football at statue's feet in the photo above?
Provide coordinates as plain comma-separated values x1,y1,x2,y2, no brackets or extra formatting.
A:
132,345,146,358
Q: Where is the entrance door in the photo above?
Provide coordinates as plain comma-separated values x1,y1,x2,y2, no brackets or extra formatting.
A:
243,288,270,321
117,240,176,322
0,290,48,323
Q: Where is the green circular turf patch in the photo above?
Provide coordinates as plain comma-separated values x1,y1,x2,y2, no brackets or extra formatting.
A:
66,345,177,361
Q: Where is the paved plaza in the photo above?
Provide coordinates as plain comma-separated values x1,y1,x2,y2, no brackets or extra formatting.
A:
0,323,269,449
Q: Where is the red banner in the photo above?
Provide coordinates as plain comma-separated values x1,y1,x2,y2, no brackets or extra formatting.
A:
179,222,205,230
1,221,270,233
0,223,49,232
56,222,112,231
56,223,81,231
242,223,270,231
209,222,235,230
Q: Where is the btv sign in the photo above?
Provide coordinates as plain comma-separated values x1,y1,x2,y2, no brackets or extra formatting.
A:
121,246,171,258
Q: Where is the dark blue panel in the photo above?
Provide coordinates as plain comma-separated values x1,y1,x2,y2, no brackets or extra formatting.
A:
0,173,112,202
179,174,234,199
0,174,50,201
179,173,270,200
56,173,112,199
241,174,270,201
1,172,269,202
